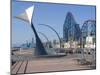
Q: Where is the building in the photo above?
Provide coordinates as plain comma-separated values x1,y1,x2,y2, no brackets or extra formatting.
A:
63,12,81,42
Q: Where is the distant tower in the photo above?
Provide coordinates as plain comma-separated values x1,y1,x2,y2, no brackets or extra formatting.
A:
63,12,81,42
32,38,34,44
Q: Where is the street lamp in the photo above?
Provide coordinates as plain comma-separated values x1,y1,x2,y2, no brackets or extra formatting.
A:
38,31,49,48
39,24,61,48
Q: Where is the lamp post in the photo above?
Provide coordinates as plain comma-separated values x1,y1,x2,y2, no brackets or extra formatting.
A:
38,31,49,48
39,24,61,48
80,31,85,64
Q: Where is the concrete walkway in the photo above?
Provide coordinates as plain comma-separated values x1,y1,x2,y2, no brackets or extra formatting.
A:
11,55,91,74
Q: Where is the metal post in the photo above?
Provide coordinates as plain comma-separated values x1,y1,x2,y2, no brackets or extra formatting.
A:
39,24,61,48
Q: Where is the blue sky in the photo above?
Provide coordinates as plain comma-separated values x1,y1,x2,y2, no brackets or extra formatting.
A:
12,1,96,45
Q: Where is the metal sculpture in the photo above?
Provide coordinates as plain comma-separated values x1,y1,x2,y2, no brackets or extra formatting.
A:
15,6,47,56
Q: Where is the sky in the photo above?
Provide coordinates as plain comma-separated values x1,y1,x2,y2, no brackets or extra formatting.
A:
12,0,96,46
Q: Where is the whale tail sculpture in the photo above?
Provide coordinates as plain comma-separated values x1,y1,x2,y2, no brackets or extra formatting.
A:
15,5,47,56
31,22,47,56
